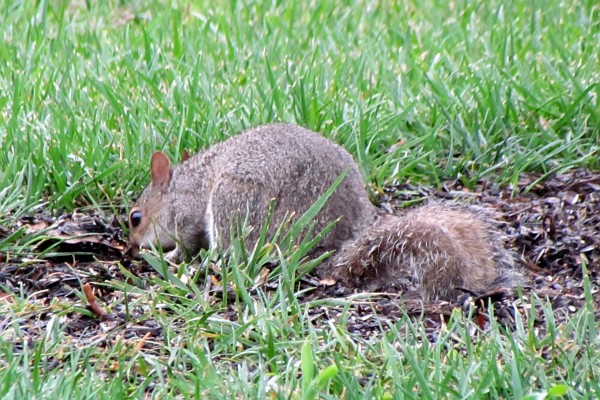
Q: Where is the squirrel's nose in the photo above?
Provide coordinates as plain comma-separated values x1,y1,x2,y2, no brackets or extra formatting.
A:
128,245,141,259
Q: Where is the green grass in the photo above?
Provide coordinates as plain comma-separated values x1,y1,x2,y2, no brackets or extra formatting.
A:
2,245,599,399
0,0,598,217
0,0,599,398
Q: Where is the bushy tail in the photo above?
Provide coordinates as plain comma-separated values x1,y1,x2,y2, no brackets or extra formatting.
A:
333,203,521,301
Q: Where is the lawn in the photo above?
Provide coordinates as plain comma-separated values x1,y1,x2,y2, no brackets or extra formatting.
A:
0,0,599,399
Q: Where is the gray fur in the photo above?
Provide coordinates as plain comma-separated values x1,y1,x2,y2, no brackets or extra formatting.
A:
129,123,521,301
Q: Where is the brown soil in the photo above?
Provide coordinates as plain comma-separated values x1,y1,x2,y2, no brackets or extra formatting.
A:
1,169,598,346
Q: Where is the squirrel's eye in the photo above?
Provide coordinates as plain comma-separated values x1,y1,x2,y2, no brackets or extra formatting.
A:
130,211,143,228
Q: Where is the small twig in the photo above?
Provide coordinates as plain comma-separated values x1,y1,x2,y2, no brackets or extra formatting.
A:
83,283,108,318
505,204,536,218
564,176,600,192
0,291,14,303
134,331,152,353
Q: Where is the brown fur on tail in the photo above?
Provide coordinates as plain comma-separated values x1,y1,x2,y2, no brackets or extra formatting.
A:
333,203,520,301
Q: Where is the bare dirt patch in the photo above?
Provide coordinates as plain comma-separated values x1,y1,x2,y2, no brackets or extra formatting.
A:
1,169,598,347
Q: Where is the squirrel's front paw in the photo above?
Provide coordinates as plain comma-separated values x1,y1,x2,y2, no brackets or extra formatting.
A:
163,247,184,263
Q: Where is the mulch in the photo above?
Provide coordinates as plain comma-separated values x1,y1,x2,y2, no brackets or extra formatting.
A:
1,169,598,348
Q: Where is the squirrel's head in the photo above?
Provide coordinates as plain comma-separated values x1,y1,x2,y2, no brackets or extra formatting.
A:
129,152,178,256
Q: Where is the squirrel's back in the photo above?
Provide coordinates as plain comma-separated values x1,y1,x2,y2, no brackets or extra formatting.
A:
195,124,378,251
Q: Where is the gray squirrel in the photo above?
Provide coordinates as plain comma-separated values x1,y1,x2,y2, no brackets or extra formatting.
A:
129,123,520,301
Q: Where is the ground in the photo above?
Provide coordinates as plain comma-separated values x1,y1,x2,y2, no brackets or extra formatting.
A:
1,168,598,349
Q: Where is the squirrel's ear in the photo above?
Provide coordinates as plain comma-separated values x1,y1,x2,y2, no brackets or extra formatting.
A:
182,149,190,162
150,152,172,193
